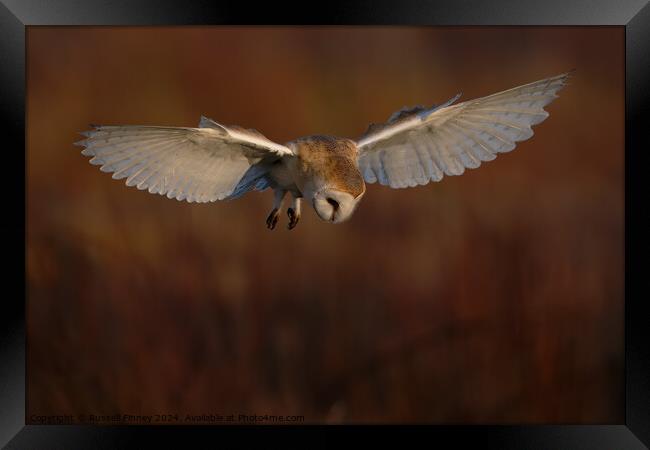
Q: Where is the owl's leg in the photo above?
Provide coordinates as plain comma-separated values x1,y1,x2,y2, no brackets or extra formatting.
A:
266,189,286,230
287,196,301,230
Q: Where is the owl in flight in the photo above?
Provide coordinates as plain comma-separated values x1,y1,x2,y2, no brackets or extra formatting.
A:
78,72,569,229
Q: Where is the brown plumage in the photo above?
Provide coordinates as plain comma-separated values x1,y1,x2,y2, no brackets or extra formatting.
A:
290,136,365,199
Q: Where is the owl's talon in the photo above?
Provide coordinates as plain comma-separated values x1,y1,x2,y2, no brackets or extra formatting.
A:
266,208,280,230
287,208,300,230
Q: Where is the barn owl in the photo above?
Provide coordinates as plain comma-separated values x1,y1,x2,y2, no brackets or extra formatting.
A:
77,72,570,229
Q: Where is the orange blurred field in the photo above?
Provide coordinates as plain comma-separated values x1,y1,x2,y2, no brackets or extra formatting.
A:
26,26,624,423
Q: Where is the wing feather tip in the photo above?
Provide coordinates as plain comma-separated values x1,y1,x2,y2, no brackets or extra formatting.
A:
88,157,104,166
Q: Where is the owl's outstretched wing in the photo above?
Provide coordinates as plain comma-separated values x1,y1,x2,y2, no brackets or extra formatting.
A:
356,72,570,188
76,116,293,202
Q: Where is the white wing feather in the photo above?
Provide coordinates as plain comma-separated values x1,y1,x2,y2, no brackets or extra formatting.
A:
357,73,570,188
76,118,293,202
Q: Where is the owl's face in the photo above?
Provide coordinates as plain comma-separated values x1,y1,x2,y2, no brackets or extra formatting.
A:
311,185,365,223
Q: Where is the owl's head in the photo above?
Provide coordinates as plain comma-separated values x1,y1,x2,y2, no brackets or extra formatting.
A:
295,137,367,224
311,186,365,224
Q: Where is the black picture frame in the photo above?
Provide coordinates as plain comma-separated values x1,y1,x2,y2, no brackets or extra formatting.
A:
2,0,648,448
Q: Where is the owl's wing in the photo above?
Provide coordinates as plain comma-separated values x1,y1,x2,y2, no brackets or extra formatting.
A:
356,72,570,188
76,116,294,202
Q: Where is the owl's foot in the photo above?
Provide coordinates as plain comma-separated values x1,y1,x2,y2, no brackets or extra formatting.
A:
267,190,286,230
287,197,301,230
287,207,300,230
266,208,280,230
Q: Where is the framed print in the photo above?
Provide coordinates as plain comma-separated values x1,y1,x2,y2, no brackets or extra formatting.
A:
2,0,649,448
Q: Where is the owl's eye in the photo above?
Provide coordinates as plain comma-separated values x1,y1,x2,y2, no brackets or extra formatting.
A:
326,197,339,210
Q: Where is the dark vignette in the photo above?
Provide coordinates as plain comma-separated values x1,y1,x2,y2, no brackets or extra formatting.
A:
626,1,650,447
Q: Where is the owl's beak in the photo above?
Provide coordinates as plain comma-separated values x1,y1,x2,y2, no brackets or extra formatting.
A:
312,189,357,224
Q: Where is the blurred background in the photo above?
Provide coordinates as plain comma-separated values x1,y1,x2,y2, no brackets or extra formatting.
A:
26,26,624,423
